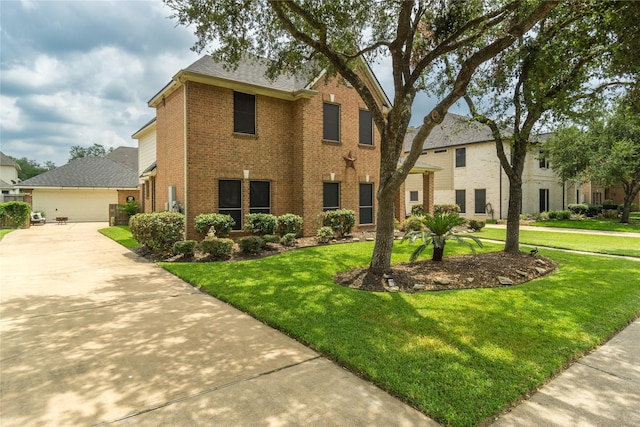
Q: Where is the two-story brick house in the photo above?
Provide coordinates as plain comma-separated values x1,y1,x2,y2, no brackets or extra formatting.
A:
138,55,405,239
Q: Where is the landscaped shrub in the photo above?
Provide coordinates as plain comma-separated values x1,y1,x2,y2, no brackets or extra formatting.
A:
434,204,461,214
534,211,550,221
244,213,277,235
316,226,334,243
275,213,303,237
280,233,297,247
411,204,425,216
568,203,589,215
199,238,234,258
468,219,485,231
118,201,140,217
547,210,571,220
402,215,423,232
237,236,264,253
602,209,619,219
262,234,281,244
587,204,603,217
173,240,196,258
570,213,586,221
322,209,356,238
194,213,235,238
129,212,185,254
0,201,31,229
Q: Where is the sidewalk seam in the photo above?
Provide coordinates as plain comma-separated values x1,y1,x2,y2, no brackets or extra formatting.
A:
576,360,640,384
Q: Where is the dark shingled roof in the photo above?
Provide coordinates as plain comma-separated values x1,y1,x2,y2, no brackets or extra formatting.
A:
1,151,20,169
106,147,138,171
404,113,513,152
19,156,138,189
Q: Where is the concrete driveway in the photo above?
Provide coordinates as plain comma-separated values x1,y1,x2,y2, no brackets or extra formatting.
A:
0,223,435,426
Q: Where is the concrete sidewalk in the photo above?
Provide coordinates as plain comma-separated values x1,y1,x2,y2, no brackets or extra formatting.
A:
486,223,640,238
0,223,435,426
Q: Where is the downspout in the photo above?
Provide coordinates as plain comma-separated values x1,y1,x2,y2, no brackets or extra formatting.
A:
499,159,503,219
183,82,188,240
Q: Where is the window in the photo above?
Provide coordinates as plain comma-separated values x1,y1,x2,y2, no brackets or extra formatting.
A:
234,91,256,134
455,147,466,167
434,149,447,154
455,189,466,214
592,192,602,205
539,150,549,169
250,181,270,214
323,103,340,141
539,188,550,212
359,109,373,145
219,179,242,230
474,189,486,214
359,183,374,224
409,191,419,202
323,182,340,211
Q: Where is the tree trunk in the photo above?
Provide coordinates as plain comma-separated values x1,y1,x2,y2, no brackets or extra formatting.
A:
370,192,396,272
621,182,640,223
505,179,523,253
432,245,444,261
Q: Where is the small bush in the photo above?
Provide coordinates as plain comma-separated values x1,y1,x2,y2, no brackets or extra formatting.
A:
402,215,423,232
244,213,277,235
534,211,549,221
173,240,196,258
237,236,264,253
199,238,234,258
322,209,356,238
570,213,586,221
602,209,619,219
129,212,185,254
316,226,334,243
411,205,426,216
194,213,235,238
434,204,461,214
468,219,485,231
568,203,589,215
262,234,281,244
118,201,140,217
280,233,297,247
275,213,303,237
587,204,603,217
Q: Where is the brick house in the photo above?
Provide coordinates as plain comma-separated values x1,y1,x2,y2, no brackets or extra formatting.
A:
136,55,437,239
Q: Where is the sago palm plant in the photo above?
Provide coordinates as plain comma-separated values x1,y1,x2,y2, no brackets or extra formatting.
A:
401,212,483,261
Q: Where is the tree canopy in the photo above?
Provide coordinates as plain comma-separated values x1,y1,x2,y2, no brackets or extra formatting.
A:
8,157,56,181
69,143,113,161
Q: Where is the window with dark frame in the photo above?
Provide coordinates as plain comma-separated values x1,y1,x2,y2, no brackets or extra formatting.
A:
359,109,373,145
359,183,374,225
323,103,340,142
455,147,466,167
539,188,550,212
409,191,419,202
234,91,256,135
250,181,270,214
219,179,242,230
539,150,550,169
455,189,466,213
474,189,486,214
323,182,340,211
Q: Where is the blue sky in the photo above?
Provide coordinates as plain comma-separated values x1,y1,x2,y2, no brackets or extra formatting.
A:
1,0,466,167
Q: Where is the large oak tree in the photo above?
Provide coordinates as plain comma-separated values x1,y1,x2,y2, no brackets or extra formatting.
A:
165,0,558,270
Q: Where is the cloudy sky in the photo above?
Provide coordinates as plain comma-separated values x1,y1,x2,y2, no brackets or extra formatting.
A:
1,0,466,167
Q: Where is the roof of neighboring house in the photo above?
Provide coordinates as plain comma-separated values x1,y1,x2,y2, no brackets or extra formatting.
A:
0,151,21,170
131,117,156,139
106,147,138,171
404,113,510,152
0,179,15,189
19,155,138,189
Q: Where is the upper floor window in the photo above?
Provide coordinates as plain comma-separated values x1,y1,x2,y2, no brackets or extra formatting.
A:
234,91,256,135
539,150,550,169
455,147,466,168
323,182,340,211
359,109,373,145
323,103,340,142
250,181,270,214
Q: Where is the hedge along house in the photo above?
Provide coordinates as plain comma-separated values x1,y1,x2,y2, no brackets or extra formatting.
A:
142,55,437,240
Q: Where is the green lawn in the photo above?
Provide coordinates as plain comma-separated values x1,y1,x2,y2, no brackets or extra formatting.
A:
530,218,640,233
479,228,640,258
161,241,640,426
98,225,139,248
0,229,13,241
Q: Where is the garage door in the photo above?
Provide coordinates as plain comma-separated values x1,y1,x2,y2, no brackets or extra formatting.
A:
32,189,118,222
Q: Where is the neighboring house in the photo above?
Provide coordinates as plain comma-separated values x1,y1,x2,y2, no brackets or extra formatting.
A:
0,151,22,202
18,147,139,222
138,55,438,239
403,114,579,219
132,118,157,214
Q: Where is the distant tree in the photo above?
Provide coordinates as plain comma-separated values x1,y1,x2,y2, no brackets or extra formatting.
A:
69,143,113,161
10,157,56,181
545,101,640,223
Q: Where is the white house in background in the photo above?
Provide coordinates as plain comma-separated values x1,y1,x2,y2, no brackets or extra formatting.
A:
0,152,22,201
403,113,578,219
18,148,140,222
131,118,157,213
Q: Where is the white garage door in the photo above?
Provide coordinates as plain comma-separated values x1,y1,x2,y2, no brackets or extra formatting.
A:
32,189,118,222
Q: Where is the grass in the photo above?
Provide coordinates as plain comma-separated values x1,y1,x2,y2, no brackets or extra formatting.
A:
98,225,139,248
479,228,640,258
530,217,640,233
160,241,640,426
0,229,13,241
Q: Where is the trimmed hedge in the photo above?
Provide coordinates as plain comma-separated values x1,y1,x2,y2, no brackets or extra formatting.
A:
275,213,303,237
322,209,356,238
194,213,235,238
173,240,196,258
238,236,264,253
434,204,461,214
280,232,297,247
129,212,185,254
244,213,277,235
199,238,234,258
